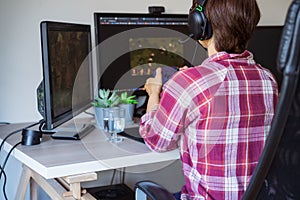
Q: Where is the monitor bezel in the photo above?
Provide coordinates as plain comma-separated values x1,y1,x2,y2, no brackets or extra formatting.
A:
94,12,189,45
40,21,94,130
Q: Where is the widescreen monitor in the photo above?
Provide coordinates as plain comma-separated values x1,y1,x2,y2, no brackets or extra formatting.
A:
93,13,208,93
38,21,93,130
94,13,283,91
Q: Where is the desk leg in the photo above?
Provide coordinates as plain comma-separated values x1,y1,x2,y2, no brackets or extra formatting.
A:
16,164,97,200
29,167,65,200
16,165,64,200
15,165,32,200
30,178,38,200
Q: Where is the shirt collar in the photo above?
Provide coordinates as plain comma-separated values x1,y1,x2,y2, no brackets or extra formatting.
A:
203,50,255,65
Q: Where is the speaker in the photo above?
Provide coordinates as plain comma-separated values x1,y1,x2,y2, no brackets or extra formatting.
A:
22,129,42,145
188,0,212,40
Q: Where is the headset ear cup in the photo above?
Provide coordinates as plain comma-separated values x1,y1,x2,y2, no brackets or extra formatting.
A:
188,9,202,40
188,6,212,40
205,19,213,39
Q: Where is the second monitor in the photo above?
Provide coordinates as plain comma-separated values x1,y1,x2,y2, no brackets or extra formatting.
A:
94,12,202,117
93,12,202,91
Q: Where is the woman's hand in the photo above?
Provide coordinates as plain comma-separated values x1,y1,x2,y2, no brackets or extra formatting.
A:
145,68,162,96
145,68,162,112
179,66,189,71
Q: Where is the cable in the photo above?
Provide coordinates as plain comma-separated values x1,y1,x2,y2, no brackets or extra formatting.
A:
38,121,45,132
110,169,116,185
38,120,55,135
0,122,10,126
121,168,125,184
0,165,8,200
0,142,22,180
0,141,21,200
0,120,42,153
0,120,43,200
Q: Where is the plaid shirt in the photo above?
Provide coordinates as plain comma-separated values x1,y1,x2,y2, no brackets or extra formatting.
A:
140,51,278,200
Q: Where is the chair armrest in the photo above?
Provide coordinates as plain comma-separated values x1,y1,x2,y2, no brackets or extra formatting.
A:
135,180,176,200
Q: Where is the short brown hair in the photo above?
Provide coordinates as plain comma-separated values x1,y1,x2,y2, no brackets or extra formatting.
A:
206,0,260,53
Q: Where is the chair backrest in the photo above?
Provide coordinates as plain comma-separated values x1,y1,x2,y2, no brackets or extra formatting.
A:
242,0,300,199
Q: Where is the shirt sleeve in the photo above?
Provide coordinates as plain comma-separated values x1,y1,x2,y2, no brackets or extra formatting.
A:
139,72,188,152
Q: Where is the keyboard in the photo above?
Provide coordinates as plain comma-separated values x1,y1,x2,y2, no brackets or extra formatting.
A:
118,127,144,143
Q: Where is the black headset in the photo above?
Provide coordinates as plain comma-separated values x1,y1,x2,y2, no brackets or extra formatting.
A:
188,0,213,40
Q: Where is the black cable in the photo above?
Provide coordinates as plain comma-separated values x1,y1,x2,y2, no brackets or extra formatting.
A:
38,121,44,132
0,142,22,180
110,169,116,185
0,122,10,126
0,120,42,154
0,120,43,199
38,120,55,135
122,168,125,184
0,165,8,200
120,169,122,183
0,141,21,200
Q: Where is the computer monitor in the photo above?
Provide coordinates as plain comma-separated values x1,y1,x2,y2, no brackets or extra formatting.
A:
94,14,283,117
37,21,93,131
93,12,208,117
93,12,208,92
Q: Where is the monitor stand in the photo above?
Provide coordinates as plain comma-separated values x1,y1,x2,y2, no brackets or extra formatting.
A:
51,122,95,140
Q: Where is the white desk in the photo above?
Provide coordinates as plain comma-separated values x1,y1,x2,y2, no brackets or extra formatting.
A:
0,122,179,199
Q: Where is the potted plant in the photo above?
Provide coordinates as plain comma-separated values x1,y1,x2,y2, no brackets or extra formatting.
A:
93,89,120,128
119,92,139,125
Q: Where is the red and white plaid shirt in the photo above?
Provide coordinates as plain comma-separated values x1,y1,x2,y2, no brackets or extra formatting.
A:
140,51,278,200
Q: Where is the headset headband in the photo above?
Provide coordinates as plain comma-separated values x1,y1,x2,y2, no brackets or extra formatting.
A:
196,0,206,7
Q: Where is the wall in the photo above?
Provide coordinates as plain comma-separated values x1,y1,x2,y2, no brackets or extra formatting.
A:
0,0,294,199
0,0,293,123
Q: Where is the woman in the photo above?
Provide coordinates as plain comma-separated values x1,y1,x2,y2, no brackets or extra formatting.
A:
139,0,278,199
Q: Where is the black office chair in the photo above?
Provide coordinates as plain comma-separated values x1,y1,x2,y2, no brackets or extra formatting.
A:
243,0,300,199
135,0,300,199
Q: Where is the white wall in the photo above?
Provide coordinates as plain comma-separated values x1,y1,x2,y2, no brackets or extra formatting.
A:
0,0,293,123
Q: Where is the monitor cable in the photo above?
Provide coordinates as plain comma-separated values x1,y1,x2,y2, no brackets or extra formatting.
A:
0,120,42,153
0,120,43,200
0,142,21,200
110,168,126,186
0,122,10,126
0,141,22,179
38,121,56,135
0,165,8,200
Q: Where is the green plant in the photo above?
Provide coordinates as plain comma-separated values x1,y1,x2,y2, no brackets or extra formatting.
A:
120,92,139,104
92,89,120,108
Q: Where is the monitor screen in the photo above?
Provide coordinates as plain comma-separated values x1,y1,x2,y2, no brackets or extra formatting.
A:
94,14,283,90
94,13,207,92
38,21,93,130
